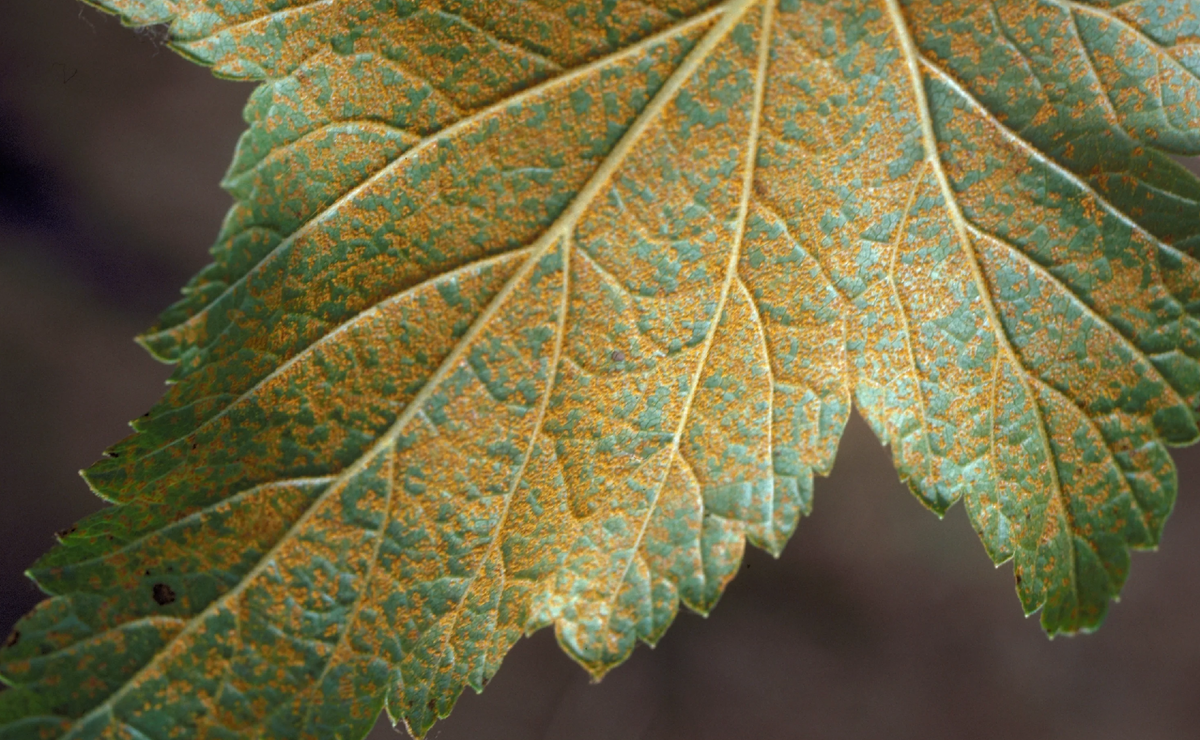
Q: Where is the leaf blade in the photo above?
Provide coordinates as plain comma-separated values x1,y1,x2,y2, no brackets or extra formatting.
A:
6,0,1200,737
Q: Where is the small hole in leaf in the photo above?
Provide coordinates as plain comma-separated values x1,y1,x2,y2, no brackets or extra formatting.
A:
611,350,625,362
152,583,176,606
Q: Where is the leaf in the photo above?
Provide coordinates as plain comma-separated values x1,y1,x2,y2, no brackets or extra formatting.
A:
4,0,1200,737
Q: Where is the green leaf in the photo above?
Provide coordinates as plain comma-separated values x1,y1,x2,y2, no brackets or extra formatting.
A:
4,0,1200,737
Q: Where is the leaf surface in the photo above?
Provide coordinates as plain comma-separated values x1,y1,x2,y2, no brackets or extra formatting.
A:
4,0,1200,737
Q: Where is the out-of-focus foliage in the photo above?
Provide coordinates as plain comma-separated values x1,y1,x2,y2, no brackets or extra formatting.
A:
4,0,1200,737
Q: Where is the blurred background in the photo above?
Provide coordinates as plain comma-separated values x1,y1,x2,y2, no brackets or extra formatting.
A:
2,2,1200,738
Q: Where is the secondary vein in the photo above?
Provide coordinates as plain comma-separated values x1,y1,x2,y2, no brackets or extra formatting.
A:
882,0,1078,612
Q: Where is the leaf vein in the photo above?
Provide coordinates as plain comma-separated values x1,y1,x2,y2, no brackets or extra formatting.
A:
886,159,937,488
143,6,725,344
965,222,1187,412
883,0,1076,615
601,0,769,626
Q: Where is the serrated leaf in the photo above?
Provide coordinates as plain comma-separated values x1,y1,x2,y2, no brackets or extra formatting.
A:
4,0,1200,737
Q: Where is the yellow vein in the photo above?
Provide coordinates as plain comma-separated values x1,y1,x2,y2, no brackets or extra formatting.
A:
985,351,1001,552
920,53,1198,404
15,617,187,668
60,2,750,732
428,7,566,72
38,477,335,574
886,160,936,486
434,233,572,683
983,0,1043,91
882,0,1078,609
964,222,1186,411
293,449,396,734
1022,366,1150,527
1065,7,1128,132
1060,0,1200,86
754,199,855,305
225,120,423,187
736,275,780,552
601,0,771,636
183,0,337,44
915,54,1199,276
367,55,466,119
116,249,532,477
143,6,725,343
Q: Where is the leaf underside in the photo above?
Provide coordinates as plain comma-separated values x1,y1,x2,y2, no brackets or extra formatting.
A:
5,0,1200,737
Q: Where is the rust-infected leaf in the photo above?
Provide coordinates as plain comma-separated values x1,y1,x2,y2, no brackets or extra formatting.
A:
4,0,1200,737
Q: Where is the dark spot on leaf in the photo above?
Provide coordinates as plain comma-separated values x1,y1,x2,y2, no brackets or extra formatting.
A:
611,350,625,362
1016,575,1023,585
143,570,150,576
191,443,198,450
427,699,436,712
4,630,18,648
152,583,176,605
56,525,77,539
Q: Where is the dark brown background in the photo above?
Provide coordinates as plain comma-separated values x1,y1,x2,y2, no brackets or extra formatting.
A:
2,2,1199,738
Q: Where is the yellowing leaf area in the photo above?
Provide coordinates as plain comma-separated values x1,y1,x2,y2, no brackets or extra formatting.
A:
5,0,1200,737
